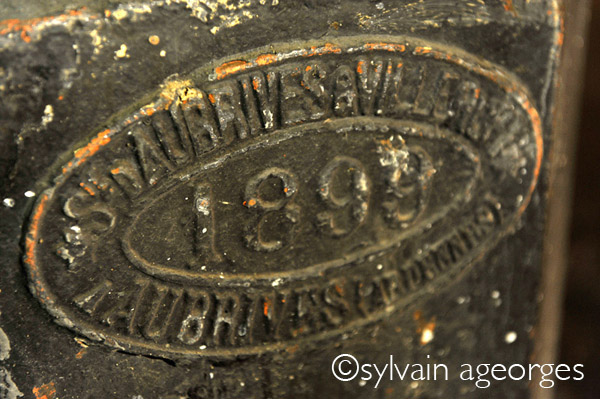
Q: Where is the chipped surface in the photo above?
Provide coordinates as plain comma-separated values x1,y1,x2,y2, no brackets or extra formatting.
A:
0,368,22,399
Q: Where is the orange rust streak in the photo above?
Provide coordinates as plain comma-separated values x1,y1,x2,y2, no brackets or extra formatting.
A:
357,60,365,74
215,60,251,80
519,99,544,215
263,298,272,316
503,0,518,16
414,46,432,55
79,182,95,196
0,9,87,42
25,193,49,269
208,93,216,104
256,53,278,66
71,129,111,168
364,42,406,52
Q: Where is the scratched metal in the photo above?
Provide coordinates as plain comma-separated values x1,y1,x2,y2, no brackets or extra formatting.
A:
0,1,562,398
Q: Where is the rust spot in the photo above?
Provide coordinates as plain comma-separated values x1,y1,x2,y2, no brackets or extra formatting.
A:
72,129,111,168
33,382,56,399
248,198,257,207
24,193,49,286
208,93,216,104
503,0,518,16
215,60,251,80
75,348,87,359
414,46,432,55
256,53,278,66
148,35,160,45
79,182,95,196
357,60,365,74
364,42,406,52
412,310,422,321
140,107,156,116
252,78,260,91
263,298,271,316
0,9,87,42
286,344,299,354
312,42,342,56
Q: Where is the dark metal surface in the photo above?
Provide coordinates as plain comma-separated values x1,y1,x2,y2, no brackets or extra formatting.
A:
0,1,564,398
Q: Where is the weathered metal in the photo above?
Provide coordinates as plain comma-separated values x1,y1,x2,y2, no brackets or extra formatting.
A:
0,1,580,398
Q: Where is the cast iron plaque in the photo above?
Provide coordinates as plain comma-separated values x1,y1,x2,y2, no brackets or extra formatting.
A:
0,1,562,398
25,37,542,358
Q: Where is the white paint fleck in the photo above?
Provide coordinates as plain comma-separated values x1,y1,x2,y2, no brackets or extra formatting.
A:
199,345,207,350
358,380,366,387
421,327,434,345
159,50,166,57
410,381,419,389
202,227,208,234
113,9,129,20
491,290,500,299
42,104,54,126
2,198,15,208
376,264,383,270
505,331,517,344
195,196,210,215
271,278,283,287
115,44,129,59
90,29,105,55
24,191,35,198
